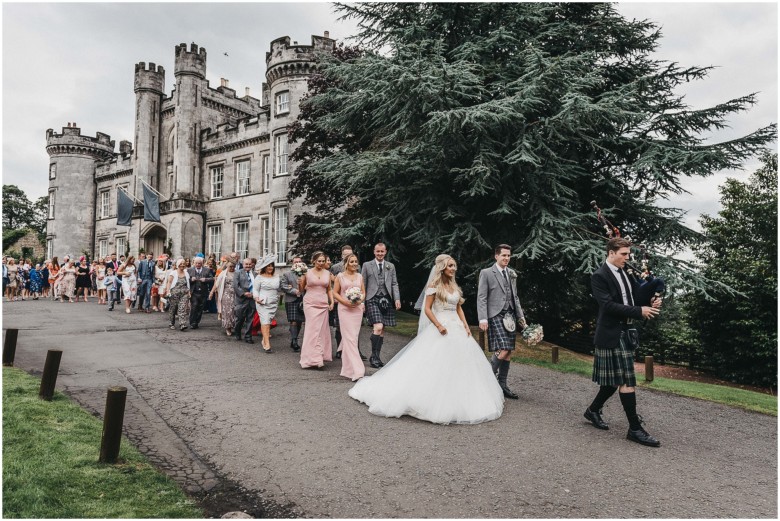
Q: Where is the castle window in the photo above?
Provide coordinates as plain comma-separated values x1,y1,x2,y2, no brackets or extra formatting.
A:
99,190,110,219
98,239,108,259
116,236,127,257
273,206,288,265
48,190,55,219
262,155,270,192
276,91,290,115
47,239,53,260
275,134,288,176
236,160,250,196
260,216,270,256
234,222,249,261
210,165,224,198
208,225,222,259
49,163,56,180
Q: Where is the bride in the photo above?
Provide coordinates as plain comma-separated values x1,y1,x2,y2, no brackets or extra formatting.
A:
348,254,504,425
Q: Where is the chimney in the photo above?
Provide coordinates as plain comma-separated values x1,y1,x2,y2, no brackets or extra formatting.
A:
119,140,132,155
324,31,330,39
67,122,71,127
245,87,250,97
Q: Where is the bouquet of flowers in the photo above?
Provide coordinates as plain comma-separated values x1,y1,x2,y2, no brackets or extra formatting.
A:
521,323,544,346
345,286,364,304
291,262,308,277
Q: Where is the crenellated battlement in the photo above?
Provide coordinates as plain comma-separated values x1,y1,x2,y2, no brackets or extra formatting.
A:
175,42,207,78
265,33,335,84
200,116,271,157
46,125,115,160
134,61,166,93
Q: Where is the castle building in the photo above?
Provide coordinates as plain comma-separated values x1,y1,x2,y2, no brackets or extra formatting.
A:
45,33,334,265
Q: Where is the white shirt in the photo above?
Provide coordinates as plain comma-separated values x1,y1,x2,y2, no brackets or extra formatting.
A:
606,260,634,306
375,259,385,272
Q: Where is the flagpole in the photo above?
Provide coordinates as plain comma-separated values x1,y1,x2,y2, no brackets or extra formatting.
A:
118,185,141,203
140,179,164,198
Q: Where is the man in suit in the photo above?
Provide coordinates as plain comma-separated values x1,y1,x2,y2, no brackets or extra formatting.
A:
280,255,306,352
233,258,256,344
108,253,121,309
361,242,401,368
187,255,214,329
136,252,156,313
585,237,662,447
477,244,527,400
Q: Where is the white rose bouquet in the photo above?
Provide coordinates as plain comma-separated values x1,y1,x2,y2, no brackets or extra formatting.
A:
291,262,308,277
345,286,364,304
521,323,544,346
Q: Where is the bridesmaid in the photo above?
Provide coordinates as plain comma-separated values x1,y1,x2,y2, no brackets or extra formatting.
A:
59,259,77,303
299,251,334,369
253,255,281,353
333,253,366,381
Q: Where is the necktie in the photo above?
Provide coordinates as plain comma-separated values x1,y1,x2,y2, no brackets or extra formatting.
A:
618,268,634,306
378,263,383,275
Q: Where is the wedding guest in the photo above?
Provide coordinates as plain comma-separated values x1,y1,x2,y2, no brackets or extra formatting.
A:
48,257,60,301
205,256,218,314
299,251,334,369
233,258,256,344
41,261,51,298
1,257,8,299
151,256,167,312
252,256,281,353
137,253,156,313
59,258,77,303
210,260,237,336
280,255,306,352
187,255,214,329
95,260,107,304
161,258,191,330
361,242,401,368
29,264,43,300
333,253,366,381
104,267,117,309
118,256,138,314
75,256,91,302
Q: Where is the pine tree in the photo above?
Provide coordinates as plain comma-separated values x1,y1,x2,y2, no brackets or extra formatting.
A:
289,3,776,333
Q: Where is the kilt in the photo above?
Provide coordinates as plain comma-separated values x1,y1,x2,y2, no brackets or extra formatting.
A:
285,297,305,323
487,311,516,352
592,331,637,387
364,296,397,327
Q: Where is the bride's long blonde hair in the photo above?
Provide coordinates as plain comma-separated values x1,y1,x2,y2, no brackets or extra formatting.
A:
429,254,465,306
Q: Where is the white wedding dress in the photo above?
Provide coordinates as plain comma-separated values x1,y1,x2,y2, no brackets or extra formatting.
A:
348,288,504,425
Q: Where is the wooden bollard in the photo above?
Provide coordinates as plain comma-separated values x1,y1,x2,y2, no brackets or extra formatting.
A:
99,386,128,463
645,355,654,382
3,329,18,366
38,350,63,401
552,344,559,364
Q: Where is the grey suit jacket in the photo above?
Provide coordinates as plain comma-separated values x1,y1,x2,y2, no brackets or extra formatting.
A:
477,264,525,323
233,269,255,309
137,259,155,281
279,271,302,303
361,260,400,301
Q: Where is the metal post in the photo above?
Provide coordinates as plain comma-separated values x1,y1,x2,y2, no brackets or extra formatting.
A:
38,350,63,400
99,386,128,463
645,356,654,382
3,329,18,366
552,344,559,364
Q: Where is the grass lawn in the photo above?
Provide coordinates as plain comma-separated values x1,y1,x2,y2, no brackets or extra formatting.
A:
2,367,203,518
391,317,777,416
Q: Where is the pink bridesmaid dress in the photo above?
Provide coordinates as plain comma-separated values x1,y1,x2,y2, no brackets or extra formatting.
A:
336,272,366,381
299,269,333,368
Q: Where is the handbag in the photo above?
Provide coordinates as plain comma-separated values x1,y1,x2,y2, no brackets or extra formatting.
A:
502,312,516,333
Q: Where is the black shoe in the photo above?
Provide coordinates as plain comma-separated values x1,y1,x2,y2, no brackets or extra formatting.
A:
359,351,368,361
235,336,244,342
264,347,274,353
245,338,254,344
584,408,609,430
369,357,382,369
180,326,188,331
500,384,519,400
627,426,661,447
190,324,199,330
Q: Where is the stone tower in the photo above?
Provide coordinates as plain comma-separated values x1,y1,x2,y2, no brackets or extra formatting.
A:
45,125,115,258
173,43,206,195
133,61,165,198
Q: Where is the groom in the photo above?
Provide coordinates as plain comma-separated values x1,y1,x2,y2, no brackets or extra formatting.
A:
361,242,401,368
477,244,526,399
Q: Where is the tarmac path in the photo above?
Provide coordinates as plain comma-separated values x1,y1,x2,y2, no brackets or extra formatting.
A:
3,299,776,518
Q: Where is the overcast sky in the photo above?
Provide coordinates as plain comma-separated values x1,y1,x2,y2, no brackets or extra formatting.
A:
2,2,777,233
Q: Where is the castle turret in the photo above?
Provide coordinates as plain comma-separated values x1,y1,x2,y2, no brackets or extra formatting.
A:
173,43,206,195
46,125,115,258
133,62,165,199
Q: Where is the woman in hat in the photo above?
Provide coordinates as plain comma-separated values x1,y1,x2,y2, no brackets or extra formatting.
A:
210,260,237,336
253,255,281,353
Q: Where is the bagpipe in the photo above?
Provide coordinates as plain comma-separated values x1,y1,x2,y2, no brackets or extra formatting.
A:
591,200,665,307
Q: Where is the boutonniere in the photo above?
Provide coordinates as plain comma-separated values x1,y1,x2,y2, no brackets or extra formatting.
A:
508,269,518,281
386,265,392,271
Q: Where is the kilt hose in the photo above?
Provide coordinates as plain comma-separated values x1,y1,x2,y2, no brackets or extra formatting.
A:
592,331,637,387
